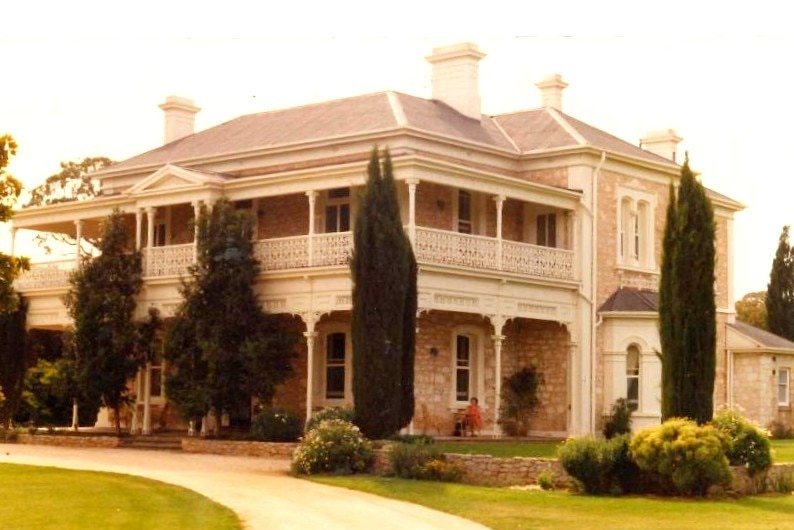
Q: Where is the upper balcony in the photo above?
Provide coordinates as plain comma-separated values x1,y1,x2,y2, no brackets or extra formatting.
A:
13,172,581,293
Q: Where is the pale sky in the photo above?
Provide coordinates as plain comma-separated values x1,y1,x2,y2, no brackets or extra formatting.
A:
2,0,793,300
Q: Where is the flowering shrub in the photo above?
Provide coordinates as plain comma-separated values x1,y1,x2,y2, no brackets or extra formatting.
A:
711,410,772,476
250,408,303,442
630,418,731,496
292,419,373,475
305,406,355,433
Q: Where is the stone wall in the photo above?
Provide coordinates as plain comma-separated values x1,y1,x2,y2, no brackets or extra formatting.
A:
372,448,570,488
181,438,297,458
16,433,122,448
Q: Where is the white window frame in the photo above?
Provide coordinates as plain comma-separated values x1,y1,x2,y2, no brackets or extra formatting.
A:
450,326,485,409
323,188,351,234
778,367,791,407
456,189,473,234
536,213,558,248
617,188,656,270
626,344,640,411
317,326,353,406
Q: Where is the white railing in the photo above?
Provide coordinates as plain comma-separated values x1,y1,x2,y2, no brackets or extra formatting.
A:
415,227,574,280
144,243,194,277
16,228,576,290
254,236,309,271
14,260,75,290
312,232,353,267
413,227,499,270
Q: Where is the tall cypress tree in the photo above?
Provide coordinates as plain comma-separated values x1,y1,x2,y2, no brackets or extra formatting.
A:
351,147,416,438
765,226,794,340
659,156,717,423
659,180,680,421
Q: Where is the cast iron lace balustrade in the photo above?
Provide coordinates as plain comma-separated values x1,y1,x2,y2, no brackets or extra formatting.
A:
145,243,194,277
14,260,74,290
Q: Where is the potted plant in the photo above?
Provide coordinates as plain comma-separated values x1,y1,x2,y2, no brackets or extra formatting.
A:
499,367,541,436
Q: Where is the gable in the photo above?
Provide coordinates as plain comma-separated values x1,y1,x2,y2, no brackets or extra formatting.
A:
126,164,229,196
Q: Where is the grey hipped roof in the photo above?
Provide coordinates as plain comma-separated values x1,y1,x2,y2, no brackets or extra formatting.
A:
729,320,794,350
106,91,676,173
599,287,659,313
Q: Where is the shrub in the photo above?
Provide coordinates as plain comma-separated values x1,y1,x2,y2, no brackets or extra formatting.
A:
603,398,633,439
711,410,772,476
292,419,373,475
536,471,555,490
630,418,731,496
305,407,355,433
768,420,794,439
389,433,435,445
250,408,302,442
388,441,461,482
0,426,18,442
499,367,541,435
557,434,638,495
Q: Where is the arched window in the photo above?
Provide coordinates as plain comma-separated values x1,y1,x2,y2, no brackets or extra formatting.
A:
626,345,640,411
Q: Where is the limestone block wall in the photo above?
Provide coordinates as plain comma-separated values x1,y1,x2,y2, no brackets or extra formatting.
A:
732,352,776,427
16,433,122,448
182,438,297,458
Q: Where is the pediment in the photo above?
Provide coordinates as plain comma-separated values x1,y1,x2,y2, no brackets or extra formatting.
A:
127,164,229,195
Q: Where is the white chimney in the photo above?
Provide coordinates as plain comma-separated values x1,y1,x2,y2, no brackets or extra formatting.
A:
425,42,485,120
640,129,683,162
158,96,201,144
535,74,568,111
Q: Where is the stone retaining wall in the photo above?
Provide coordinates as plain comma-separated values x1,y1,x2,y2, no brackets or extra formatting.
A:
372,448,570,488
16,433,122,448
181,438,297,458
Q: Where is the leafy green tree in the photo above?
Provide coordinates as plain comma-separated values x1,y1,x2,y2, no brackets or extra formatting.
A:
65,210,143,433
26,156,113,207
0,299,28,428
765,226,794,340
351,147,417,439
164,199,297,434
658,157,717,424
25,156,114,254
0,134,30,314
735,291,768,329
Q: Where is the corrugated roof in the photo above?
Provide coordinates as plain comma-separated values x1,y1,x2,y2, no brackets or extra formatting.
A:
599,287,659,313
729,321,794,350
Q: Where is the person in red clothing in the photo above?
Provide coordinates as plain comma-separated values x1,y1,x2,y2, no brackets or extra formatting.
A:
463,397,482,436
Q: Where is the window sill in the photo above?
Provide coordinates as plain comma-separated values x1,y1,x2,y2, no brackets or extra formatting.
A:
615,264,659,275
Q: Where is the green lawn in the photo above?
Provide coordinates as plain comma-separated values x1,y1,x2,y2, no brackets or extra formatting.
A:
312,475,794,530
772,439,794,463
0,464,241,530
434,439,794,462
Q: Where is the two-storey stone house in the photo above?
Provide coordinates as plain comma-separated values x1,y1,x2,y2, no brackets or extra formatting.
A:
11,42,794,436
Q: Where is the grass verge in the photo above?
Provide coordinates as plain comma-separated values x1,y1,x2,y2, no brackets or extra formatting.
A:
0,463,241,530
311,474,794,530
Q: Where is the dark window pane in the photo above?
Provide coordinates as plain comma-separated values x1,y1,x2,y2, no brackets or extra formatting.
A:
150,367,162,397
456,370,469,401
456,336,470,365
327,333,345,362
326,367,345,399
339,204,350,231
548,214,557,247
325,205,338,232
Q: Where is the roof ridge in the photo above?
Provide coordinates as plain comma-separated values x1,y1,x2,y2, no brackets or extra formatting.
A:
487,115,520,153
387,91,408,127
546,107,588,146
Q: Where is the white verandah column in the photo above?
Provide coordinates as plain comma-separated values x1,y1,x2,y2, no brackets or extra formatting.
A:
145,207,155,275
9,227,17,257
488,315,507,438
494,195,505,270
300,310,320,425
306,191,317,267
74,220,83,268
406,179,419,245
142,362,152,435
135,209,143,250
192,200,202,262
